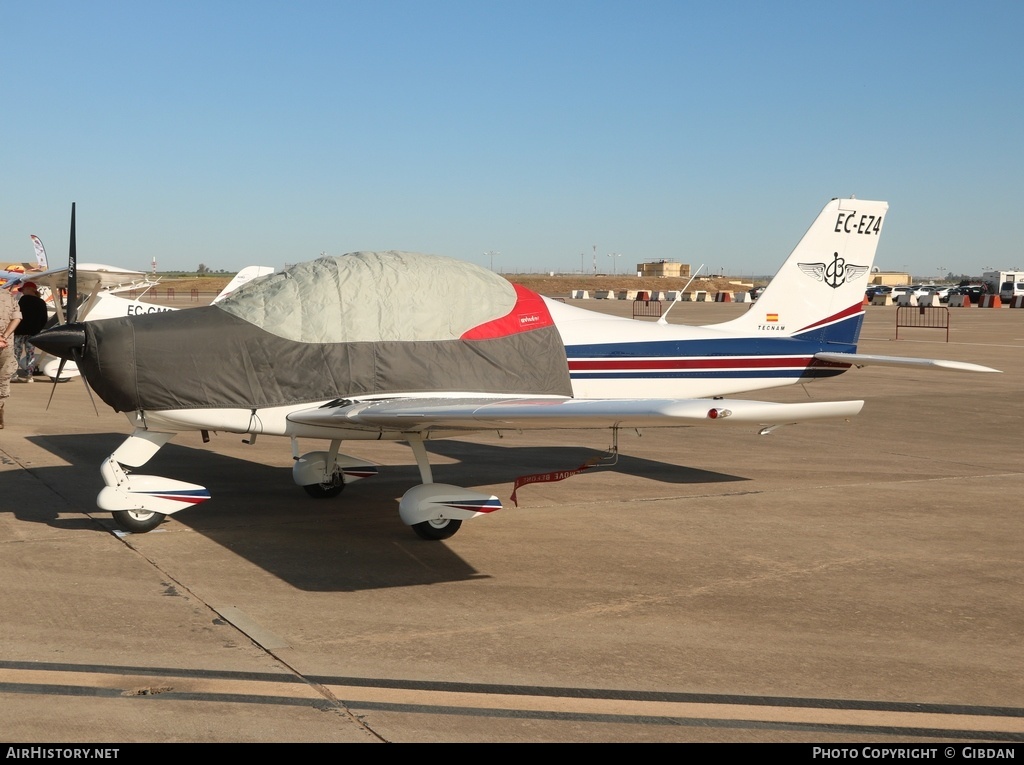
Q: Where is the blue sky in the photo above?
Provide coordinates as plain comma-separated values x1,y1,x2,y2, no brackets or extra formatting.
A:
2,1,1021,278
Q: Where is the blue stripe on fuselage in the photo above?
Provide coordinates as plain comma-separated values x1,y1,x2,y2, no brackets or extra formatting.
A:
565,333,858,362
568,368,847,380
564,314,861,380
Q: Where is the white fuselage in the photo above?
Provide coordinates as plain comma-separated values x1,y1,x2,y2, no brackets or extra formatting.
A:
132,296,852,440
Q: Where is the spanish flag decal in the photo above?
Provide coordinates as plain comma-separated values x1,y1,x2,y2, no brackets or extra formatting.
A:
766,313,779,322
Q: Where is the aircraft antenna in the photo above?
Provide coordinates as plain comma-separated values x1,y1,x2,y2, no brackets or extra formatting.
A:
657,263,705,325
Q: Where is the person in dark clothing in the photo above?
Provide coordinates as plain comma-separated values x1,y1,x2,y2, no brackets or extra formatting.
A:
12,281,48,382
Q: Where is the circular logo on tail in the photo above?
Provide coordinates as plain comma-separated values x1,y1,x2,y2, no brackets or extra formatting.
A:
798,253,869,289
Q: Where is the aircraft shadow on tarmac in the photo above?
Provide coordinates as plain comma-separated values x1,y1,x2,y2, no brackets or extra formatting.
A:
23,432,746,593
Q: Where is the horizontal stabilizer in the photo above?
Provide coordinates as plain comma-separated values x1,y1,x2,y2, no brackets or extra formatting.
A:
815,352,1001,374
288,396,865,433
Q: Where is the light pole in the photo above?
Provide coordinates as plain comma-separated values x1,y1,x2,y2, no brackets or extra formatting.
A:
484,251,500,272
608,252,621,275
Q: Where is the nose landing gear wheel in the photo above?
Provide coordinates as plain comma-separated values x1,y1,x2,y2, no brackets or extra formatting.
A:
111,509,166,533
411,518,462,540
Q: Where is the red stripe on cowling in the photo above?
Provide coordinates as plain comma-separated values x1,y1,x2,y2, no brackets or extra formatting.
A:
460,284,555,340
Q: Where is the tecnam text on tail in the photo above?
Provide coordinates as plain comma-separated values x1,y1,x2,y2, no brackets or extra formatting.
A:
33,199,999,540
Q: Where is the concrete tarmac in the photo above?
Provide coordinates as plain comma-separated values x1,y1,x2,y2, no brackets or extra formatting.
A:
1,301,1022,743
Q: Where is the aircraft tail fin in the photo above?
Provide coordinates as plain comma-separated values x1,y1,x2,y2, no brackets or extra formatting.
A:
709,198,888,347
211,265,275,303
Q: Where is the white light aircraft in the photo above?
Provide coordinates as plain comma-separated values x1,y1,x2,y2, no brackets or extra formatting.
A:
25,264,273,380
34,199,999,540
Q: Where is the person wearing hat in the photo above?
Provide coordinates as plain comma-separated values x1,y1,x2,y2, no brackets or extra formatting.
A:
12,281,48,383
0,285,23,428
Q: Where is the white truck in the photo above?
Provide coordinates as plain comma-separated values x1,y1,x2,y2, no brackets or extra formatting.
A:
982,270,1024,302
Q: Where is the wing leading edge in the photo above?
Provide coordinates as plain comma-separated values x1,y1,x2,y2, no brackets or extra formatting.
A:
287,396,865,433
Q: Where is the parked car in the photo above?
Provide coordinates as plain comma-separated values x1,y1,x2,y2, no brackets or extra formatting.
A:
999,281,1024,302
749,285,765,300
890,285,929,302
918,285,952,303
949,284,988,302
868,284,934,302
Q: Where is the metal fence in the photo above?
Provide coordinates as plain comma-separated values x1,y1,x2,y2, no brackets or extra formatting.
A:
896,306,950,341
632,299,663,318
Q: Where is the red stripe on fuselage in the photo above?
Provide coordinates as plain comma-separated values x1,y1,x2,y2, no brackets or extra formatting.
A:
796,303,863,333
568,356,813,371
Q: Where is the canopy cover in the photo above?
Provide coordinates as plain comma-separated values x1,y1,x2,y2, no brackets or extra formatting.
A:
80,252,573,412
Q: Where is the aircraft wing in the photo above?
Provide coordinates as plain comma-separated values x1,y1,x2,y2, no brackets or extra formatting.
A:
287,396,865,433
23,263,149,292
815,352,1001,374
1,270,25,288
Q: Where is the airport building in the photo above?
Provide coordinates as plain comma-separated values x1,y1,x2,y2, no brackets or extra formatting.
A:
867,271,911,287
637,259,691,279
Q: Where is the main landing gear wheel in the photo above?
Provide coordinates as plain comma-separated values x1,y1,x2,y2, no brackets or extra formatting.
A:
411,518,462,540
303,474,345,498
111,509,166,533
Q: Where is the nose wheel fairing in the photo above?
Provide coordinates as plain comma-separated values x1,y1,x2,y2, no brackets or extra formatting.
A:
98,454,211,515
96,430,211,533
